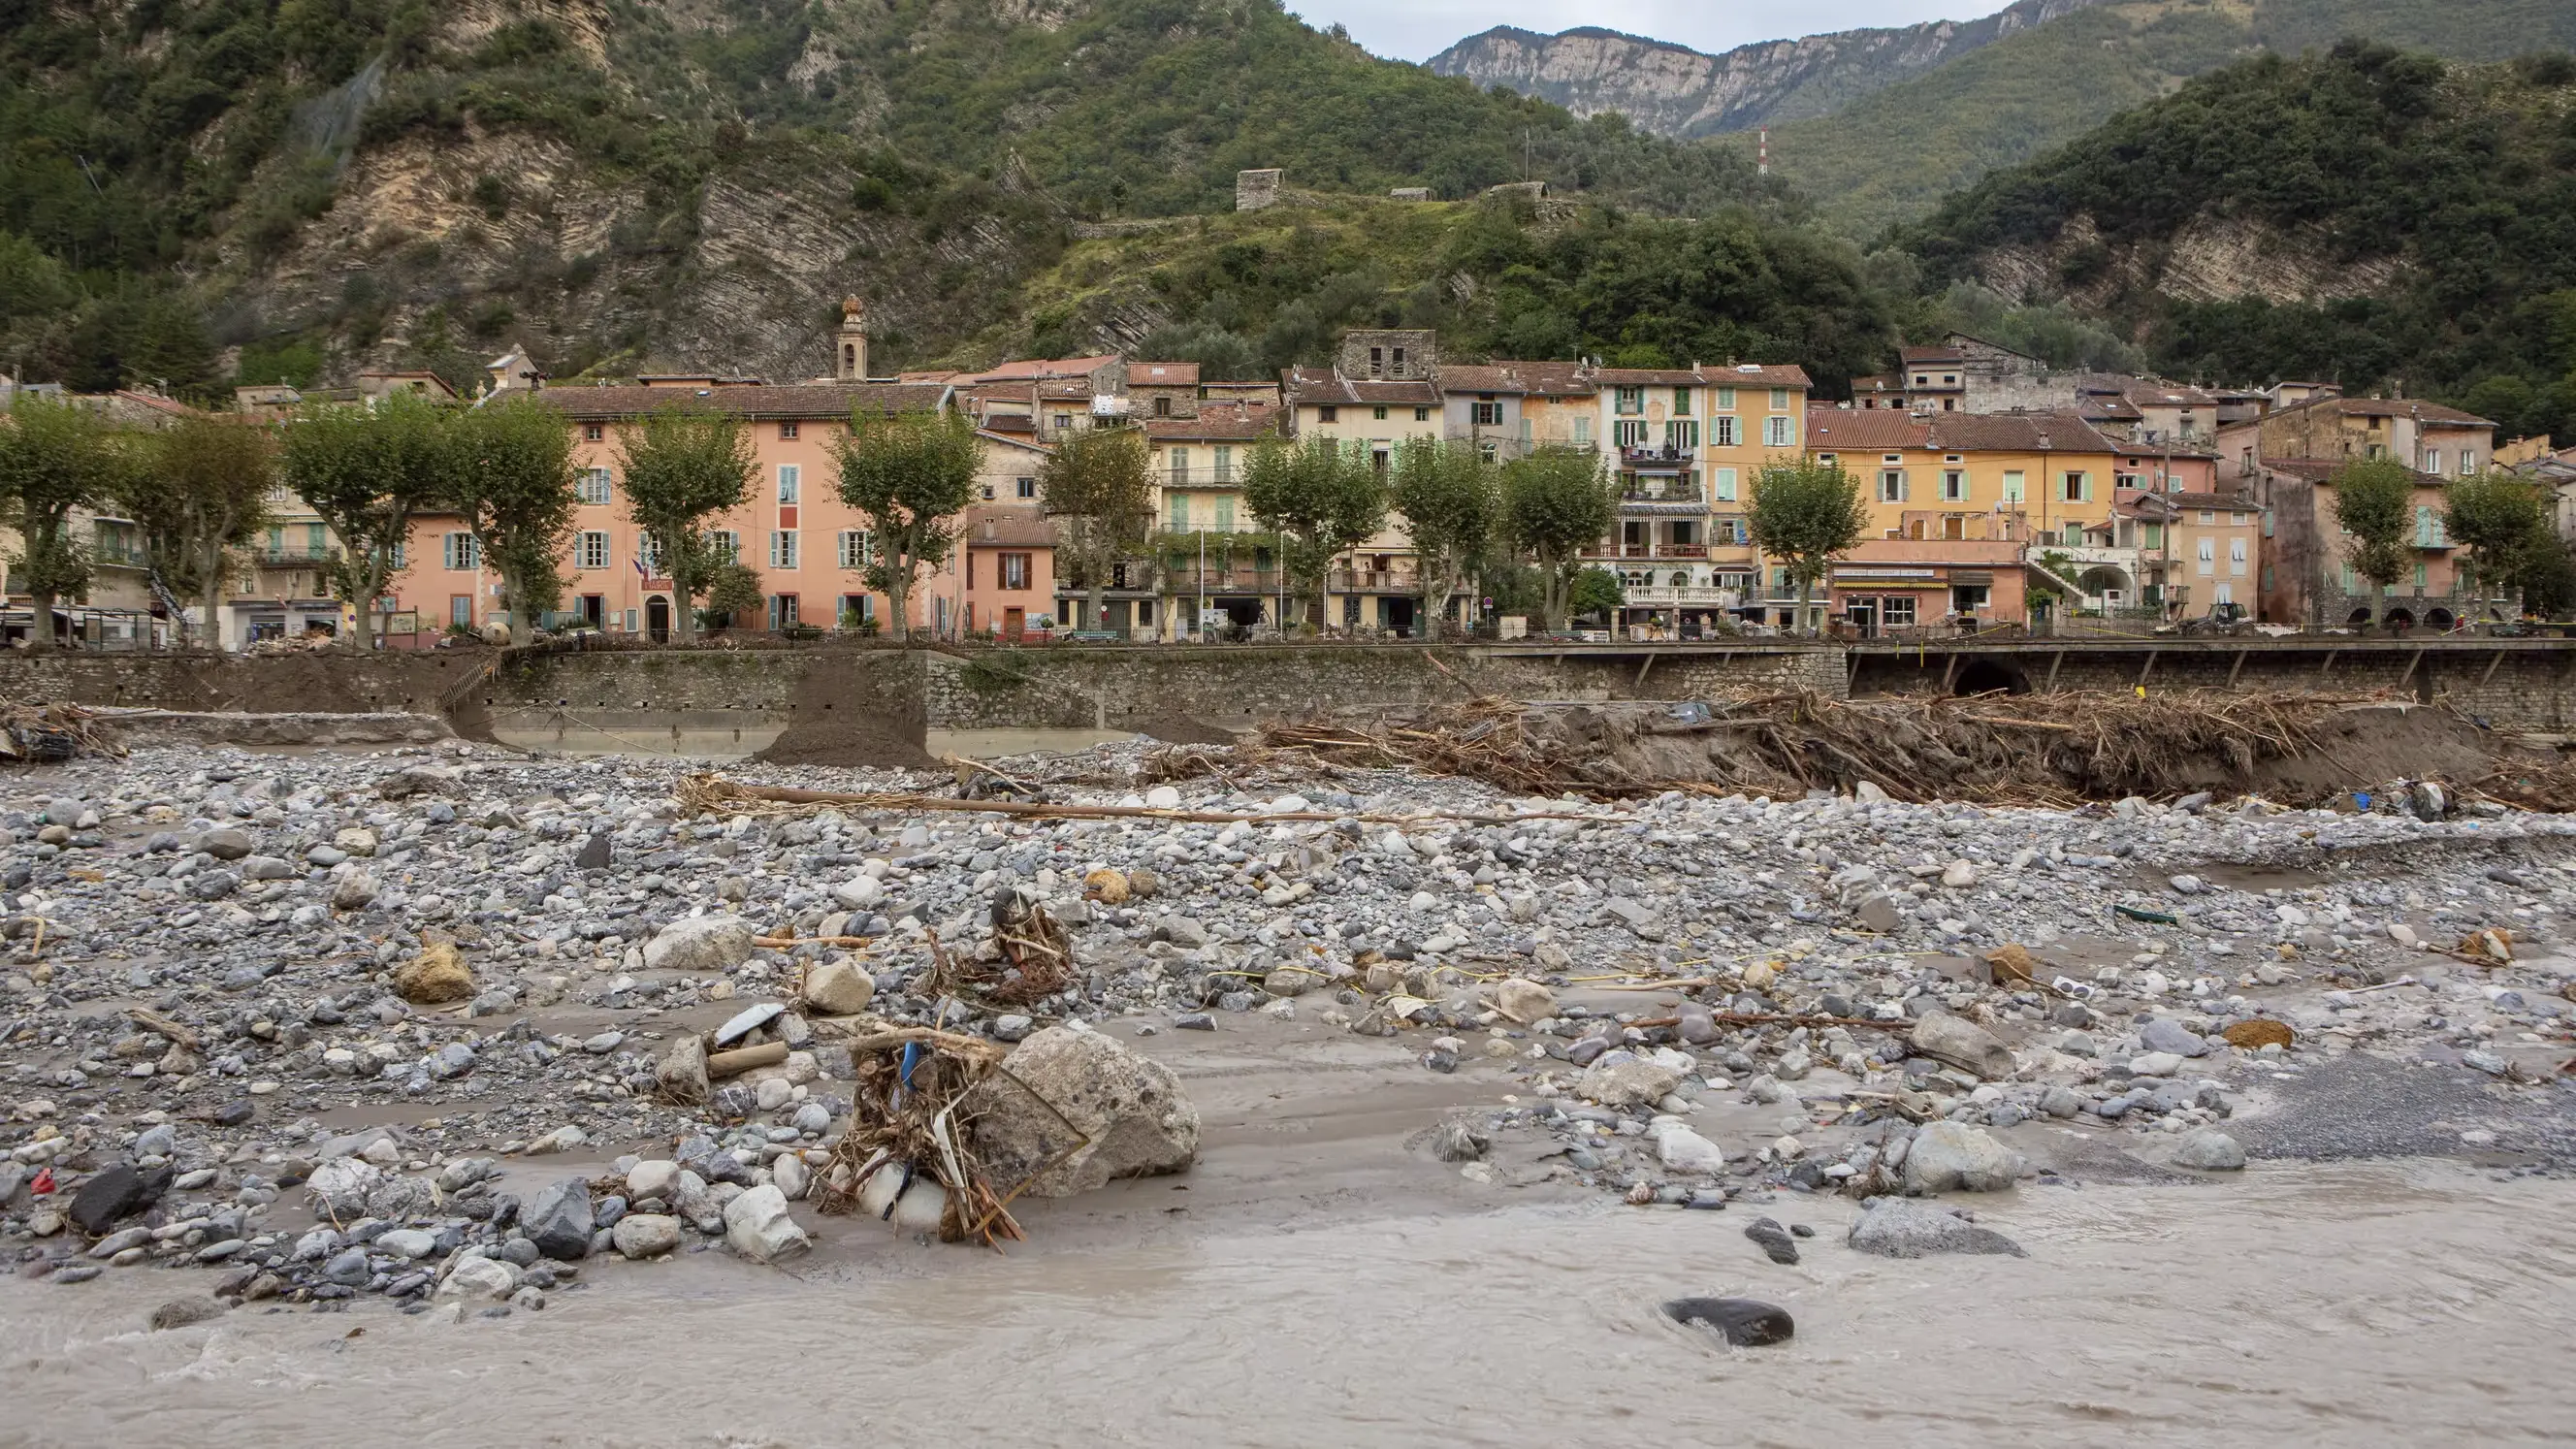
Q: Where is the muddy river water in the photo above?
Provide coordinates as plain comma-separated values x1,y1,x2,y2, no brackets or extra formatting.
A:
3,1159,2569,1447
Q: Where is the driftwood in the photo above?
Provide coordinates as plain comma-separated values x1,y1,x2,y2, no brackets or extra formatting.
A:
126,1007,201,1051
675,773,1619,828
707,1041,789,1079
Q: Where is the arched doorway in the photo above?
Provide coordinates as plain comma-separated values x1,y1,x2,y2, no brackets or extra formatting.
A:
647,596,670,643
2346,607,2374,627
2383,607,2416,630
2077,565,2133,608
2426,607,2456,630
1953,659,2030,695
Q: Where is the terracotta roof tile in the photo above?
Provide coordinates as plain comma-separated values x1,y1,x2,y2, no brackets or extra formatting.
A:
538,382,949,421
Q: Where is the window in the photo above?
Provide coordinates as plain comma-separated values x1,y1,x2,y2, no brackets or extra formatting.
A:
840,594,874,627
583,424,603,442
1000,552,1032,590
768,595,798,629
780,421,799,440
2142,523,2163,548
770,531,799,569
1673,388,1692,416
1153,396,1171,418
2414,505,2446,547
1769,388,1789,411
2197,537,2216,575
2229,537,2248,575
387,540,405,569
1666,420,1698,450
1949,584,1989,613
1879,469,1908,503
1942,469,1966,502
1168,494,1190,531
576,531,609,570
2231,512,2247,526
1711,467,1738,502
1214,495,1235,531
1213,446,1234,482
1880,596,1916,628
1615,387,1644,415
1762,415,1794,447
1711,416,1739,447
576,468,612,505
837,530,874,569
2001,469,2025,503
1318,405,1338,424
1714,387,1736,411
2413,561,2429,590
1368,346,1383,374
637,532,664,577
1571,417,1592,447
2424,448,2440,475
1472,401,1502,427
1170,446,1191,483
709,530,740,563
450,594,473,626
1391,347,1405,372
1372,405,1388,421
2262,564,2274,592
1050,412,1074,432
2062,471,2089,502
442,532,481,571
1414,407,1430,422
776,465,800,504
2462,452,2478,474
2198,509,2215,525
1614,420,1649,448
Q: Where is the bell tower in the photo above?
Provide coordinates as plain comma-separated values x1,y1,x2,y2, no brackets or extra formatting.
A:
836,295,868,382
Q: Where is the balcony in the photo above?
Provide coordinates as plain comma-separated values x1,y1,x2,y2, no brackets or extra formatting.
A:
1329,568,1420,593
1622,582,1742,608
256,544,340,565
1167,567,1281,594
1619,484,1705,513
1164,467,1240,488
1619,445,1696,471
1586,543,1712,562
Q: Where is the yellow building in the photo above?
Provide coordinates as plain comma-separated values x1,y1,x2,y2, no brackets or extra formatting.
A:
1145,402,1285,635
1805,407,2130,613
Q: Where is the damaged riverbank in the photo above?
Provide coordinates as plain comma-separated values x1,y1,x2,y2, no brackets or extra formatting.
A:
1,704,2574,1438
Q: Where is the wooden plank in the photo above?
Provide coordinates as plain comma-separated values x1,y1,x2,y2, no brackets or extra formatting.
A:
2318,647,2339,678
1635,652,1656,689
1940,652,1961,692
2137,649,2158,686
2481,649,2506,687
2044,649,2065,693
2227,648,2248,689
2399,648,2424,687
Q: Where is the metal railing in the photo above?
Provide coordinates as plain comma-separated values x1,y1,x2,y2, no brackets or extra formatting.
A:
256,544,341,564
1164,467,1240,487
1620,486,1705,505
1619,445,1697,467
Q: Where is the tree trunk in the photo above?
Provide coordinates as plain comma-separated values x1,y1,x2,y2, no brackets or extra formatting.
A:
1539,551,1565,632
886,560,913,644
502,563,532,646
1796,571,1816,636
22,510,51,653
670,558,695,645
2369,576,2386,626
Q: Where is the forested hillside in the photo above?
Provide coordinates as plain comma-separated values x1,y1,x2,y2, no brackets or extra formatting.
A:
0,0,1784,398
1904,44,2576,439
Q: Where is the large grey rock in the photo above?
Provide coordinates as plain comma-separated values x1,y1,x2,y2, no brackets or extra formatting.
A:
1902,1121,2023,1194
656,1035,710,1102
1910,1011,2014,1080
2138,1017,2209,1058
643,916,754,972
722,1184,811,1263
611,1213,682,1259
438,1254,521,1300
199,827,253,860
305,1157,381,1220
2172,1130,2246,1171
523,1178,595,1260
1577,1054,1684,1109
974,1026,1199,1197
1848,1198,2026,1259
801,958,875,1015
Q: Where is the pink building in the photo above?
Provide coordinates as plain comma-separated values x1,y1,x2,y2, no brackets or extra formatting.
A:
400,379,1055,639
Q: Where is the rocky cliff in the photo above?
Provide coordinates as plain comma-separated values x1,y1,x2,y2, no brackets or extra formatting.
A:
1425,1,2110,137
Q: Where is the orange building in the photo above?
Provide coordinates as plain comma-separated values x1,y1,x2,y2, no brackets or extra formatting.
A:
401,379,1056,639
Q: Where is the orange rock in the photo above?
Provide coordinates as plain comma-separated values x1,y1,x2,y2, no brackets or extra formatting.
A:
1083,868,1131,905
2221,1018,2294,1050
1982,944,2039,985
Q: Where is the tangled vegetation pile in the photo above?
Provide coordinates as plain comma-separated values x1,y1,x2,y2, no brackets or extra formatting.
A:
1245,691,2507,807
0,703,123,763
811,1027,1029,1248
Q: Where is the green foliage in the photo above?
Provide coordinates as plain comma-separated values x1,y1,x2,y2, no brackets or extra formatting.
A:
447,395,578,643
1907,44,2576,417
830,407,981,642
703,559,766,620
1500,445,1614,629
2442,470,2552,599
0,396,134,643
125,413,275,643
1242,435,1386,628
1566,565,1624,622
1745,457,1868,632
235,336,326,389
1387,437,1498,632
1922,281,2141,372
1040,422,1155,620
2328,456,2418,609
613,404,756,644
277,393,446,648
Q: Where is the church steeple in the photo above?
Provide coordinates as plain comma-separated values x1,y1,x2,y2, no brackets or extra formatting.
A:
836,295,868,382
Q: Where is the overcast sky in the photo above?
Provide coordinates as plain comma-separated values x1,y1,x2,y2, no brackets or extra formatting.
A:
1290,0,2008,63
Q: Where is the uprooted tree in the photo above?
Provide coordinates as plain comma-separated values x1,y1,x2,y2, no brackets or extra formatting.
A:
1745,458,1868,634
832,406,980,644
615,405,757,646
2330,456,2416,622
